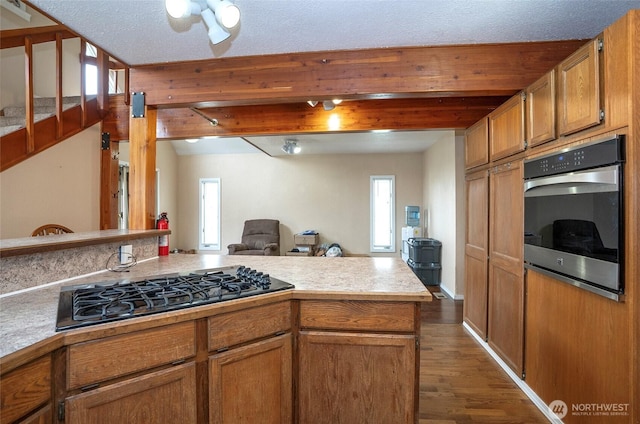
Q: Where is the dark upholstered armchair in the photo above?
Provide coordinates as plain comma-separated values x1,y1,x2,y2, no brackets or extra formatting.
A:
228,219,280,256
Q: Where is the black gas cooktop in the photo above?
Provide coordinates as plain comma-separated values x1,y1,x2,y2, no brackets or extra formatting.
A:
56,266,294,331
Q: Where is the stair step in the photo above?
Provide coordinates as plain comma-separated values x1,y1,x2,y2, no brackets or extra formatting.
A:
2,102,80,117
32,96,82,107
0,125,23,138
0,113,58,128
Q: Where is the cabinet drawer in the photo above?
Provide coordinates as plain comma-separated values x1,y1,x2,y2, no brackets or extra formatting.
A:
0,355,51,424
299,300,416,332
68,321,196,390
208,301,291,351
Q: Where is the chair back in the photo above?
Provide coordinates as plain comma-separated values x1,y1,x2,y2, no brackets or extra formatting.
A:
242,219,280,249
31,224,74,236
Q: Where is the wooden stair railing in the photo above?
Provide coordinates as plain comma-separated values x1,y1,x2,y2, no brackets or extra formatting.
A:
0,25,126,172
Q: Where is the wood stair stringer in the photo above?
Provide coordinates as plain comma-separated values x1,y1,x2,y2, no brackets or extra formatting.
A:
0,97,102,172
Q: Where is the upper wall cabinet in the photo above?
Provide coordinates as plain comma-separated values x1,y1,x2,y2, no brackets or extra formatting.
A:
489,93,525,161
464,117,489,170
557,39,602,136
526,70,556,147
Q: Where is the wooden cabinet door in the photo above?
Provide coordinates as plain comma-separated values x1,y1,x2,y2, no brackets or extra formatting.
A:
489,93,526,161
526,70,556,147
525,270,630,423
66,363,197,424
558,39,602,135
488,160,524,376
463,169,489,339
298,331,415,424
209,334,292,424
0,355,51,424
464,117,489,169
16,405,51,424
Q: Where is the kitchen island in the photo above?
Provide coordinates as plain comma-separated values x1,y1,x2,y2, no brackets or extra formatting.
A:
0,253,430,424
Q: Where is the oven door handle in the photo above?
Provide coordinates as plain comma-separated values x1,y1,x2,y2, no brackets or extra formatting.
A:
524,165,619,196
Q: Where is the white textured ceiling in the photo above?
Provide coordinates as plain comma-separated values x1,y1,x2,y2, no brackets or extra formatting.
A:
23,0,640,66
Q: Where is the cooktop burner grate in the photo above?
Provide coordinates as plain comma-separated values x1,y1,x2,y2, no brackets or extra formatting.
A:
56,266,294,331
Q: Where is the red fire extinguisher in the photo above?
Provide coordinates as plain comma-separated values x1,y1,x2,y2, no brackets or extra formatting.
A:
157,212,169,256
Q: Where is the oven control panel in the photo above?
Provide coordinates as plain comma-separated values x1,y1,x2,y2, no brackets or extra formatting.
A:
524,136,624,179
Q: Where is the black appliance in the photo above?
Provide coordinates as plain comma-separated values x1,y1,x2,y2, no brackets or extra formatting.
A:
523,135,624,301
56,266,294,331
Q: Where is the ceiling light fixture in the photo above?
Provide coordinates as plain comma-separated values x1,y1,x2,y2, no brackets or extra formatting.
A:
282,139,301,155
322,100,335,111
165,0,240,45
307,100,318,107
322,99,342,111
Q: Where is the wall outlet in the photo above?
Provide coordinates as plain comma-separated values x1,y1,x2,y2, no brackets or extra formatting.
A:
119,244,133,265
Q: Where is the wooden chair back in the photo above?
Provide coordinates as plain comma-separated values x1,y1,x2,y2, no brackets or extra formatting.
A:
31,224,74,236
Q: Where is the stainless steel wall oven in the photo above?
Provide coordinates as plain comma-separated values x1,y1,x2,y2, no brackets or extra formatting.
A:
523,135,625,301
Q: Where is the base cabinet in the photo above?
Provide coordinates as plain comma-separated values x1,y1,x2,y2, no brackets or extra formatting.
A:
209,334,292,424
66,363,197,424
16,404,51,424
298,331,415,424
0,354,51,424
525,270,631,424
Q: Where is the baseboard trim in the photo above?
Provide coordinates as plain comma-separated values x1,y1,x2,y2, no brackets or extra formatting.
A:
438,283,464,301
462,322,563,424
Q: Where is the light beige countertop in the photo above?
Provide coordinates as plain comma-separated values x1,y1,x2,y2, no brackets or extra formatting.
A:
0,254,430,368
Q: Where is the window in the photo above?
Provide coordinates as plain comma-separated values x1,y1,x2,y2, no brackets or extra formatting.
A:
84,43,120,95
200,178,221,250
370,175,395,252
85,43,98,95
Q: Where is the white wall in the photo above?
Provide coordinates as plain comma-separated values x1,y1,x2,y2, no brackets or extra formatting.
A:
422,133,466,298
0,124,102,238
175,152,424,255
118,140,179,243
0,8,81,109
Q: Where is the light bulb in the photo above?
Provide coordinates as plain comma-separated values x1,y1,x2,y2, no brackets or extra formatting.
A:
208,0,240,29
166,0,191,18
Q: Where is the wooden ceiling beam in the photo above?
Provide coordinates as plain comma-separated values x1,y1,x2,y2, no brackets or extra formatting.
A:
130,40,587,107
103,95,510,141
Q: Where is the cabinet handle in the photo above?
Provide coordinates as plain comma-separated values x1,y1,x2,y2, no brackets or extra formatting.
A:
80,383,100,392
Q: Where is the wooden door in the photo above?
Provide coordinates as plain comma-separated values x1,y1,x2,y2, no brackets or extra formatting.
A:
464,117,489,169
298,331,415,424
526,70,556,147
557,39,602,135
489,93,526,161
463,169,489,339
209,334,292,424
488,160,524,376
66,363,197,424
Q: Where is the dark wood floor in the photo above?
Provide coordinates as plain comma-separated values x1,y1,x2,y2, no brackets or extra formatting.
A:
419,287,547,423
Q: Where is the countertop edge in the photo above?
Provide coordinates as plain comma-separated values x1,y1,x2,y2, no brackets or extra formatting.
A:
0,229,170,258
1,288,430,374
